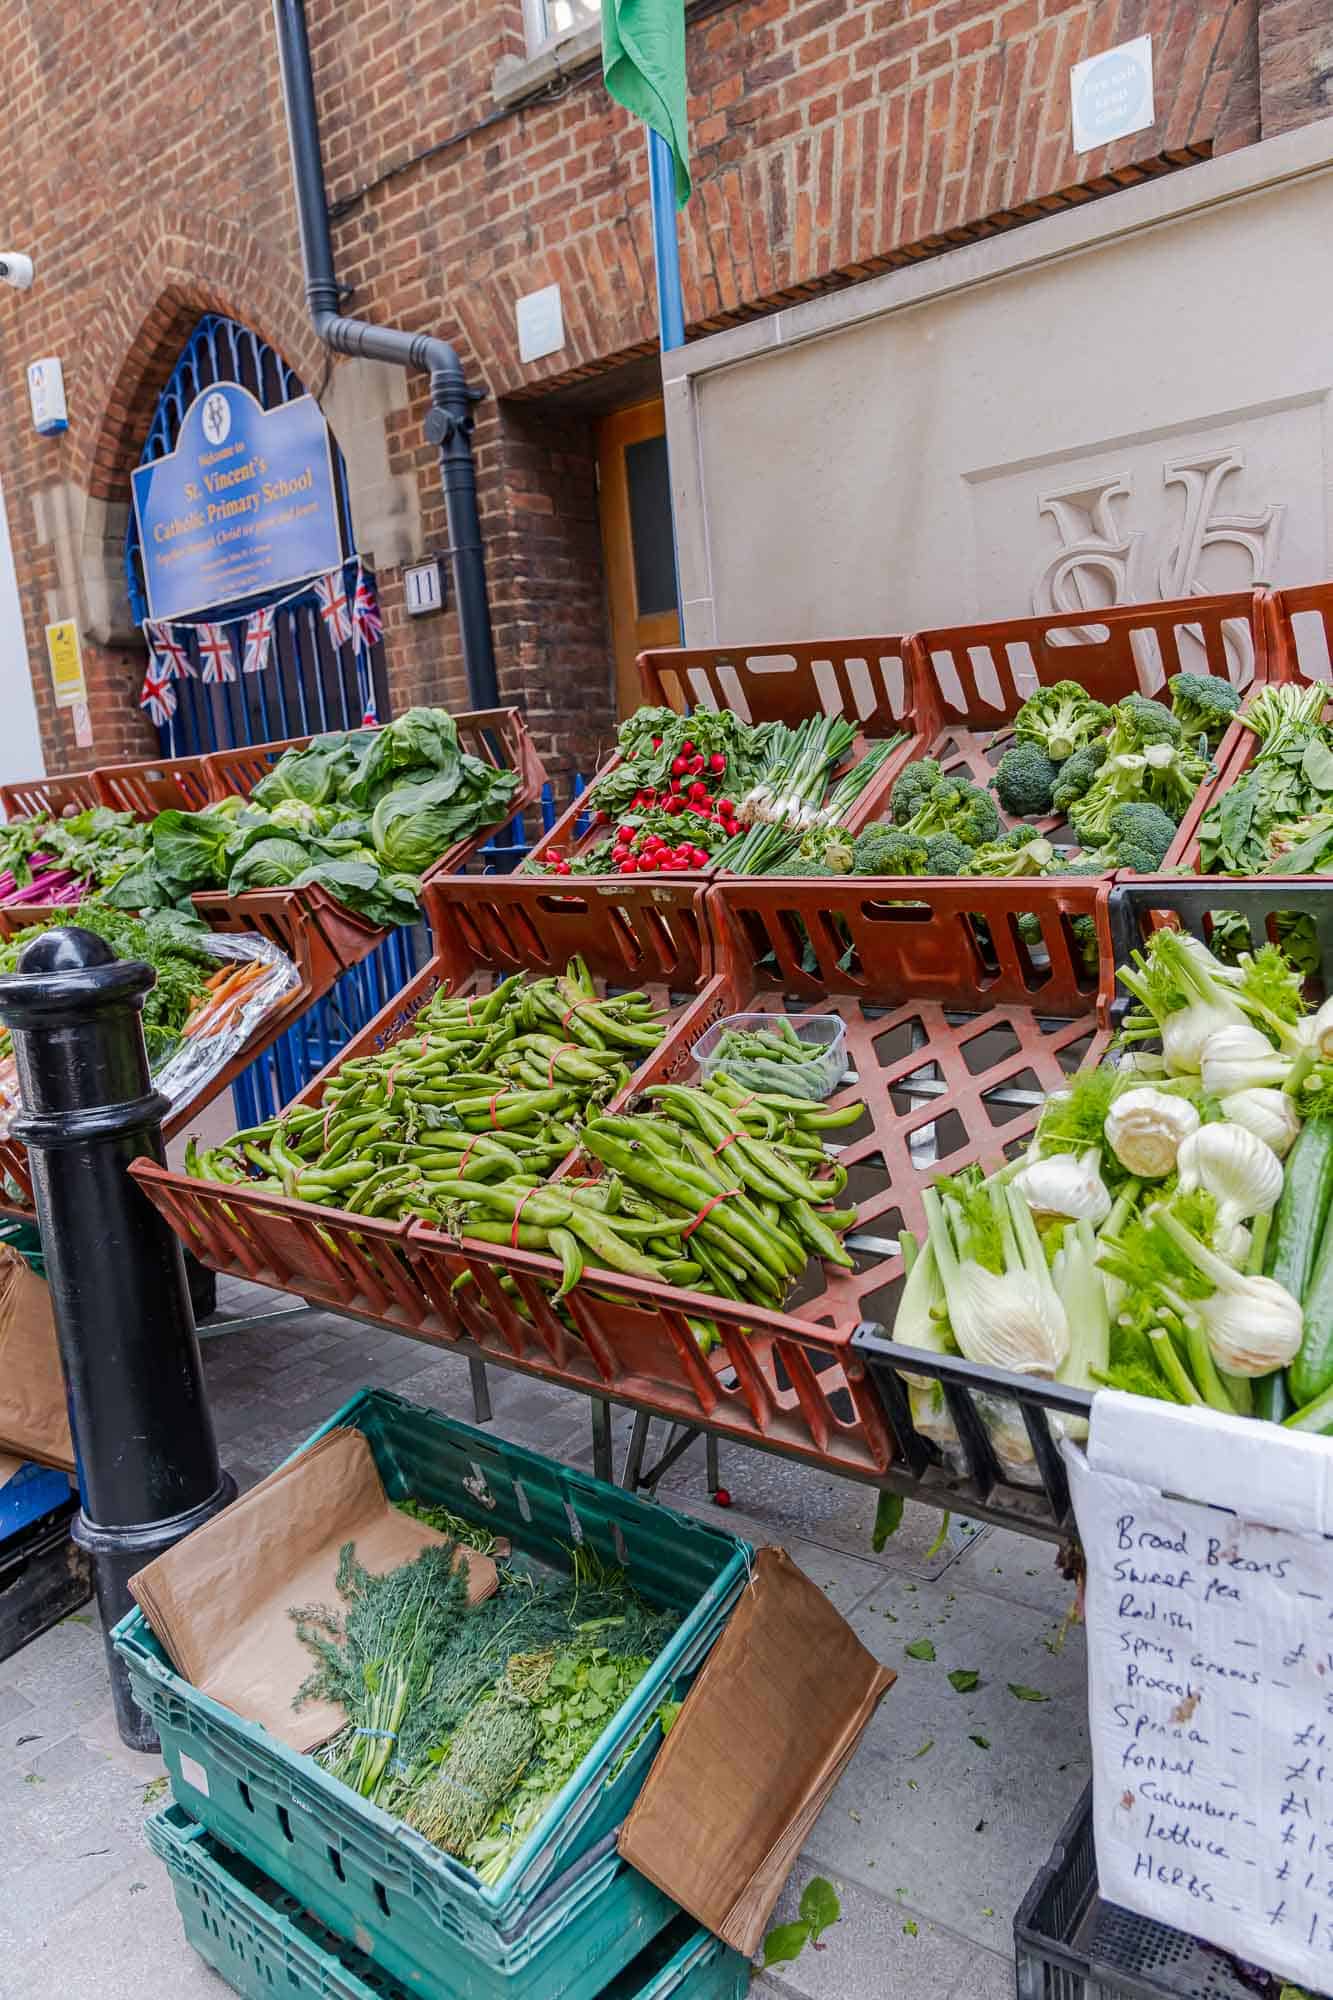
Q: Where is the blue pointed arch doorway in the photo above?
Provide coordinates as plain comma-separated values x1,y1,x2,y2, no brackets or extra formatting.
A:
125,313,389,753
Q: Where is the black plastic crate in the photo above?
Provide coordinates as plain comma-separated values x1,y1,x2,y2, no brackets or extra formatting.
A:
855,882,1333,1544
1017,1789,1327,2000
0,1499,91,1663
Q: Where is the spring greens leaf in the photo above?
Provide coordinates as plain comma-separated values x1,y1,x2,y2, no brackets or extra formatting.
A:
948,1669,980,1693
872,1492,904,1550
762,1922,812,1968
905,1638,936,1662
799,1877,840,1940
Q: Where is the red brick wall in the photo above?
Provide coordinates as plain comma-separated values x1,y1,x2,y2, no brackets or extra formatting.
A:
0,0,1318,783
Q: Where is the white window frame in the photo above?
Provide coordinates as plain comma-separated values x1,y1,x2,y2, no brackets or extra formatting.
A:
522,0,600,58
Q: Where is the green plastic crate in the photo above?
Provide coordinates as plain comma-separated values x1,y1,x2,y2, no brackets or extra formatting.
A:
148,1803,751,2000
115,1388,749,1992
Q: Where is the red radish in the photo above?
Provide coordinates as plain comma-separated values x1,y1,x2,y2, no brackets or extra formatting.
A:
682,740,695,757
670,756,688,777
652,736,663,749
718,798,735,817
619,858,638,874
617,825,636,843
689,755,706,775
664,795,685,815
688,781,709,803
691,847,709,867
708,753,726,774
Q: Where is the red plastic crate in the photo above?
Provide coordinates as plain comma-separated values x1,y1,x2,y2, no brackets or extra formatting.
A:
203,708,546,878
0,770,102,820
129,873,1113,1486
94,752,215,816
512,636,919,991
899,591,1267,873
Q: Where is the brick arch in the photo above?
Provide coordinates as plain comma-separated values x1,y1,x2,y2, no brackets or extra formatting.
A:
76,206,325,504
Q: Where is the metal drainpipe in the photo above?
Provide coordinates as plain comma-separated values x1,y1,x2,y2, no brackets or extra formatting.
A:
272,0,500,711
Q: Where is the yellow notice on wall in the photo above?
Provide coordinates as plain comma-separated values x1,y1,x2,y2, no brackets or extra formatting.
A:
45,620,86,709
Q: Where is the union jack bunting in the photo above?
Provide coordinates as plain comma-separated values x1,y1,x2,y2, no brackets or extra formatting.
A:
352,566,383,651
197,623,236,685
242,606,276,676
140,663,177,728
145,620,195,682
314,568,353,647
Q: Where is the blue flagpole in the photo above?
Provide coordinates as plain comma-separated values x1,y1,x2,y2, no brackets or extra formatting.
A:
647,128,686,639
647,128,686,352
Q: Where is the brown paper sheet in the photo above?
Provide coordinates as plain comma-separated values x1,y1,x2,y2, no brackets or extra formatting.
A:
0,1450,24,1487
130,1426,498,1752
0,1247,74,1473
618,1545,894,1957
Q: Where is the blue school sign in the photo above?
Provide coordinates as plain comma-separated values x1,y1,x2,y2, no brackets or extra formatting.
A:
131,381,342,621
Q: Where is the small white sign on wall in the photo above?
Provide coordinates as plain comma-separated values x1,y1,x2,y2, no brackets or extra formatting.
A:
404,559,444,617
1070,35,1154,154
516,284,565,365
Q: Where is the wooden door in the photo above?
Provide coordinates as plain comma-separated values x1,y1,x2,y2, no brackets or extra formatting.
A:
596,398,680,716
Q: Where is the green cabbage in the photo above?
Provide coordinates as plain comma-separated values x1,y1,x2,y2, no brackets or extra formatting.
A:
227,837,312,891
351,708,461,805
146,808,234,892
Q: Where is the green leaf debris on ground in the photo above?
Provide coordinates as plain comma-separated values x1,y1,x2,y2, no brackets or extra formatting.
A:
1007,1683,1049,1702
969,1733,991,1749
872,1492,904,1550
904,1638,936,1661
947,1668,980,1692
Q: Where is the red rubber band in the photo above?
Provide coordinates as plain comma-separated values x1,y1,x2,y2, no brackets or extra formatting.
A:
548,1042,578,1087
510,1186,541,1247
682,1188,738,1241
488,1093,503,1129
730,1093,757,1113
561,998,600,1030
385,1065,400,1103
458,1132,485,1176
712,1130,743,1156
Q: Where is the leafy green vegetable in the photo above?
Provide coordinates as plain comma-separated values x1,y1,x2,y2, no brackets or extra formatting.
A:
227,836,312,891
872,1492,904,1550
351,706,463,803
905,1638,936,1661
1007,1683,1049,1702
763,1923,814,1968
948,1669,980,1692
800,1877,840,1940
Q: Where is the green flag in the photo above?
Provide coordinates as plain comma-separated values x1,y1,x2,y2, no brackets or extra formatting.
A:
601,0,690,207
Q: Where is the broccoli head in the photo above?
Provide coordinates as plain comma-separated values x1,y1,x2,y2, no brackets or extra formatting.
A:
1070,742,1208,846
1107,693,1182,754
993,742,1058,818
923,831,973,875
780,854,838,878
1051,739,1108,816
904,773,1001,847
889,757,943,825
851,824,929,876
962,834,1057,878
1167,671,1240,750
1012,679,1112,764
1102,800,1177,873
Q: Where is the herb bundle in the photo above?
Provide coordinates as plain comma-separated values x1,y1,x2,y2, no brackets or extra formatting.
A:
290,1531,679,1878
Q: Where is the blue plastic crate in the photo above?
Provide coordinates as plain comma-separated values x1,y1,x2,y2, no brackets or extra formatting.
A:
0,1461,71,1540
148,1802,749,2000
115,1389,749,1992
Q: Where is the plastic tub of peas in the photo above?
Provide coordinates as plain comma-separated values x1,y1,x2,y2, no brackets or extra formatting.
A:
692,1012,848,1101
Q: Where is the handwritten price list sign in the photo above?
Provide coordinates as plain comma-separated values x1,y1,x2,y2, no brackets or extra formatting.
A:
1069,1393,1333,1996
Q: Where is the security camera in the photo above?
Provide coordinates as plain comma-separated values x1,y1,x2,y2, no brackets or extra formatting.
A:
0,254,34,291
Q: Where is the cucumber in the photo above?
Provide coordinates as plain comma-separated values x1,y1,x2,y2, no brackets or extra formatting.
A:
1254,1372,1291,1424
1267,1117,1333,1301
1274,1117,1333,1407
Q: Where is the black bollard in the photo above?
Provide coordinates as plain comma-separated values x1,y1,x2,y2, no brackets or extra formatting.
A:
0,927,235,1749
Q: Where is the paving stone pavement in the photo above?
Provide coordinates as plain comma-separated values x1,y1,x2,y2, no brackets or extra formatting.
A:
0,1275,1091,1997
